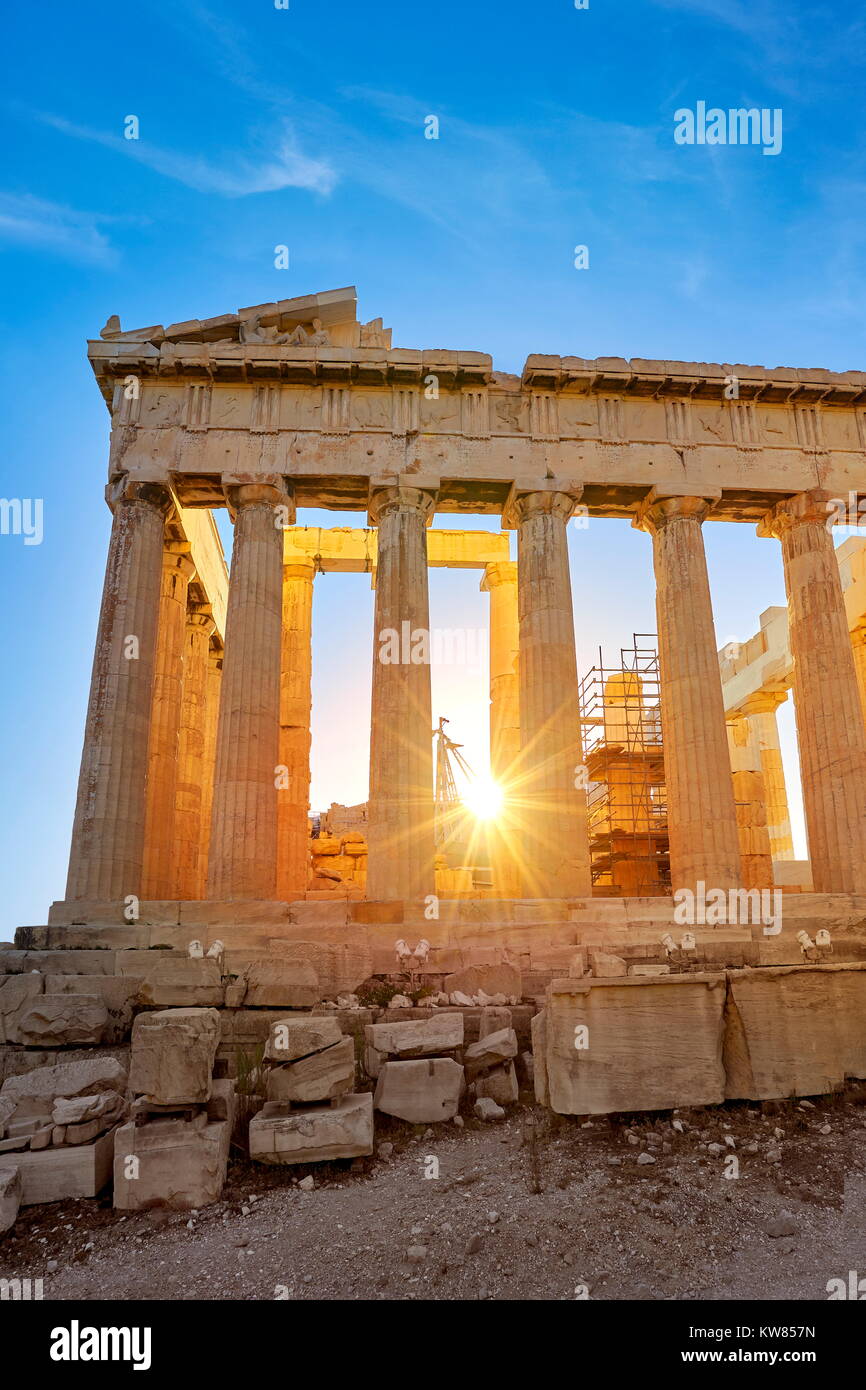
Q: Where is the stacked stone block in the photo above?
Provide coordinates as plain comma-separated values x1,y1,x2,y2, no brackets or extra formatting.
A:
465,1016,519,1112
113,1006,233,1211
249,1015,373,1163
368,1013,466,1123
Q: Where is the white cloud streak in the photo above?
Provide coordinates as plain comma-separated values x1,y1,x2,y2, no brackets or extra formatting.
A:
35,111,337,198
0,192,121,264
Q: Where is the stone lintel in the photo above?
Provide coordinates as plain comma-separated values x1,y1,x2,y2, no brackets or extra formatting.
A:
281,525,509,572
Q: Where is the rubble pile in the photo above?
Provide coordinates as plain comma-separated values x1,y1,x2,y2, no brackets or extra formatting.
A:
249,1015,374,1164
466,1014,520,1118
0,1055,129,1221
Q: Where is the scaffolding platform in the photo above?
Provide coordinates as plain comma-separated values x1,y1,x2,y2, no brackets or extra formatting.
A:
579,634,670,896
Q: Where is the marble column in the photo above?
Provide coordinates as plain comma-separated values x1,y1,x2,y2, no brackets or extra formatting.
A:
207,480,290,900
173,602,215,900
198,644,223,895
480,560,522,897
726,716,774,888
480,561,520,781
505,486,591,898
141,542,196,898
66,477,172,901
367,483,437,901
738,691,795,861
635,491,741,893
276,557,315,898
852,622,866,730
759,489,866,893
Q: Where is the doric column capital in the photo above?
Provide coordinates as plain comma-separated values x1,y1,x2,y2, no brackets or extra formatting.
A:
735,689,790,718
502,480,582,528
480,560,517,592
283,557,317,583
223,476,294,524
633,488,720,536
368,479,438,527
162,540,196,583
106,475,173,516
757,488,836,540
187,601,215,636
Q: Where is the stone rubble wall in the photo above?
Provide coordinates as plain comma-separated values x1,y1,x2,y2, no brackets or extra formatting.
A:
4,904,866,1229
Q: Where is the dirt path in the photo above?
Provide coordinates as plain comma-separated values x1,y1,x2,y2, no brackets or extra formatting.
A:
3,1089,865,1302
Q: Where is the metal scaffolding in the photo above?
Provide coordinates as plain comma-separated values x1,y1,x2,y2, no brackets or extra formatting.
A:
578,634,670,895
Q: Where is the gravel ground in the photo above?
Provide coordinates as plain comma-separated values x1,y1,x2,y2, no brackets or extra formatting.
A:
3,1086,865,1302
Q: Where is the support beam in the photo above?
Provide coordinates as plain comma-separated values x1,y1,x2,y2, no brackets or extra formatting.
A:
759,490,866,894
367,483,437,902
277,558,315,897
141,542,195,898
66,478,172,901
635,491,741,894
207,480,290,900
505,485,591,898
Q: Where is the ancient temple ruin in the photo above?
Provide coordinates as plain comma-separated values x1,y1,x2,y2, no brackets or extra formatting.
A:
61,285,866,916
3,286,866,1227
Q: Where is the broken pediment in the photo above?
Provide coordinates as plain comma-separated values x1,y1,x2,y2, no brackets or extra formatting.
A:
98,286,390,352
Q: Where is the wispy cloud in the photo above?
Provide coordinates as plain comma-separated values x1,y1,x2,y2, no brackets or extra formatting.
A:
34,111,337,197
649,0,866,98
0,192,122,264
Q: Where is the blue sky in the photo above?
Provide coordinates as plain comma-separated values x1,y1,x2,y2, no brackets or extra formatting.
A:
1,0,864,929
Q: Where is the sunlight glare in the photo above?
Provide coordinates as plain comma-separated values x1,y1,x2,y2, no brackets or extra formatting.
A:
462,775,504,821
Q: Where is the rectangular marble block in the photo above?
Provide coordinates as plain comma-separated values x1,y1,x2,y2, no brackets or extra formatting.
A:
544,974,727,1115
373,1058,464,1123
249,1091,373,1165
724,963,866,1100
13,1127,117,1205
113,1118,230,1211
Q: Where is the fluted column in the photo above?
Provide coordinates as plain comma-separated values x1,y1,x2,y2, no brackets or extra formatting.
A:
207,480,290,900
141,542,196,898
66,477,172,901
759,489,866,893
277,557,315,897
852,623,866,731
173,602,215,899
726,716,773,888
505,486,591,898
635,491,741,894
480,560,522,897
367,483,437,901
198,644,223,894
738,691,795,861
480,561,520,780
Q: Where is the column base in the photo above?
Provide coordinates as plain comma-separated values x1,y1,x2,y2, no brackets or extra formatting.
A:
37,892,866,967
